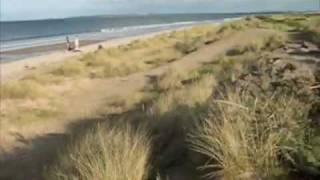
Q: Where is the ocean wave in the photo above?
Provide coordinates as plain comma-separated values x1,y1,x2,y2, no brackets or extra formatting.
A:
0,19,221,52
223,17,243,22
100,21,202,33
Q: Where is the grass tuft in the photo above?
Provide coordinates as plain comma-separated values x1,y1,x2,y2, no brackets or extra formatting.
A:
190,89,310,180
152,74,215,116
174,38,202,55
156,67,188,91
45,124,151,180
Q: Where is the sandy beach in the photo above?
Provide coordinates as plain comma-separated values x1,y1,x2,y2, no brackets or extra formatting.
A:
1,40,101,59
0,25,196,81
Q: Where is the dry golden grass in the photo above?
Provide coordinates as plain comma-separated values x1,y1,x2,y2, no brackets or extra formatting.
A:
300,16,320,44
45,124,151,180
262,32,287,50
143,48,182,66
0,75,72,124
51,60,87,77
1,98,61,125
226,31,286,56
174,39,199,54
190,90,309,180
155,66,188,91
217,21,245,35
103,91,153,115
152,74,215,116
22,73,64,85
96,62,147,78
48,25,218,79
1,23,220,129
1,80,46,99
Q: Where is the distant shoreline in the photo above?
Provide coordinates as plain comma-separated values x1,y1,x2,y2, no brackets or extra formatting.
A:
0,40,102,63
0,20,221,61
0,24,209,81
0,25,192,62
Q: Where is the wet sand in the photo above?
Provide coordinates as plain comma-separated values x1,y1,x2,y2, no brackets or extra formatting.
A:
0,40,102,62
2,40,101,56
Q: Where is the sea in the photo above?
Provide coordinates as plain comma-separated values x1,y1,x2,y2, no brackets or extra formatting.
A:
0,13,271,61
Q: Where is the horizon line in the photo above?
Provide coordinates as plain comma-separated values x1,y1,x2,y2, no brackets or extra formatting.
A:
1,10,317,22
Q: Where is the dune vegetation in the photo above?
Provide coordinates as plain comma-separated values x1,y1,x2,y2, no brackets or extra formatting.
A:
1,14,320,180
45,124,151,180
0,24,218,126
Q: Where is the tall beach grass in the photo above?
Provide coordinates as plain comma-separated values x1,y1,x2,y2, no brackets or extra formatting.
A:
45,124,151,180
190,88,310,180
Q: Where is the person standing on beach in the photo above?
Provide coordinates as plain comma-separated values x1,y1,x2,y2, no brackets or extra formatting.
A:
74,36,80,51
66,36,72,51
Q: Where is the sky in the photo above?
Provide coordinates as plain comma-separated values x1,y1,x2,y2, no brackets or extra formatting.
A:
0,0,319,21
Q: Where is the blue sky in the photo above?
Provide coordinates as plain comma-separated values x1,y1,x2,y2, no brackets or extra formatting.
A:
0,0,318,21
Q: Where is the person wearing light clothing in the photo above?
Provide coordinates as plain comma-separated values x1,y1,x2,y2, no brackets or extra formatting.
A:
74,36,80,51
